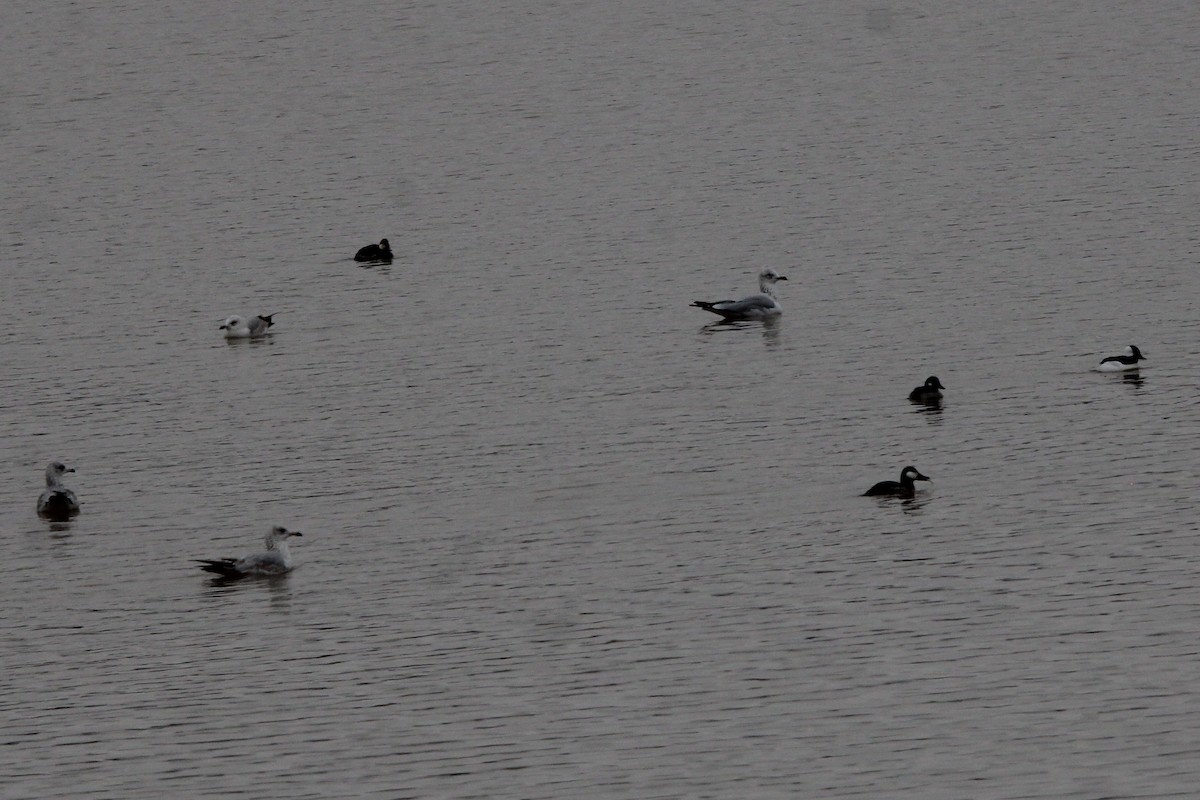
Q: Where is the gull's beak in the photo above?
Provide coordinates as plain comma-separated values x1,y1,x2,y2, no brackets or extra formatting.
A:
66,468,75,473
777,276,788,280
291,531,303,537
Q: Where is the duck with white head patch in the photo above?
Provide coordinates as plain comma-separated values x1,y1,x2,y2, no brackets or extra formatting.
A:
354,238,392,262
908,376,946,402
691,268,787,320
864,466,931,498
1097,345,1145,372
37,461,80,521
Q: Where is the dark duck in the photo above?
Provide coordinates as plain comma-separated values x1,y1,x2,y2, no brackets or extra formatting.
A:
354,238,392,262
863,466,930,498
1097,345,1145,372
908,376,946,402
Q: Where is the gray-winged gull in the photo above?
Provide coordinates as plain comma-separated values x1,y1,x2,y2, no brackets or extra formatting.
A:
37,461,81,521
219,313,275,339
691,268,788,320
197,525,303,578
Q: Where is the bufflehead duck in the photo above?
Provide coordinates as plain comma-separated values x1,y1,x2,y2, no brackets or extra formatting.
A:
220,313,275,339
908,376,946,402
37,461,80,521
354,238,392,262
1098,345,1145,372
863,466,930,498
691,268,788,320
197,526,303,578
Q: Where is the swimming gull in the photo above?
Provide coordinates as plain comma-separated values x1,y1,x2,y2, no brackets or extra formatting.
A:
197,525,303,578
354,238,393,262
691,268,788,320
220,313,275,339
37,461,81,521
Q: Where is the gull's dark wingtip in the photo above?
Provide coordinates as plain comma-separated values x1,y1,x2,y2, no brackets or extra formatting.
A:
197,559,242,577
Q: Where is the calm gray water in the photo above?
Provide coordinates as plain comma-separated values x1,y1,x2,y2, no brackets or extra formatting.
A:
3,1,1200,797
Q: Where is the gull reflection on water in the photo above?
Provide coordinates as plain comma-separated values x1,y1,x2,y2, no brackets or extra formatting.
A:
202,571,295,610
699,315,782,347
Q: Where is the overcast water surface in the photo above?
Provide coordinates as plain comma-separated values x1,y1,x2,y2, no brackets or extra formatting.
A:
3,2,1200,798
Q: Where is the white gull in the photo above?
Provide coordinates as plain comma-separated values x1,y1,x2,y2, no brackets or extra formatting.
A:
37,461,81,521
691,269,788,320
197,525,303,578
220,313,276,339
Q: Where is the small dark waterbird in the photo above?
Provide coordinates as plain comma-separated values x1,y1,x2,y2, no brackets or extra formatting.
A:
1098,345,1145,372
863,466,930,498
908,376,946,402
354,238,392,262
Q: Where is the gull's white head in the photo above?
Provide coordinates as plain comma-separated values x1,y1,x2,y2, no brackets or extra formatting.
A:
265,525,303,549
219,315,246,338
758,268,788,295
45,461,75,487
